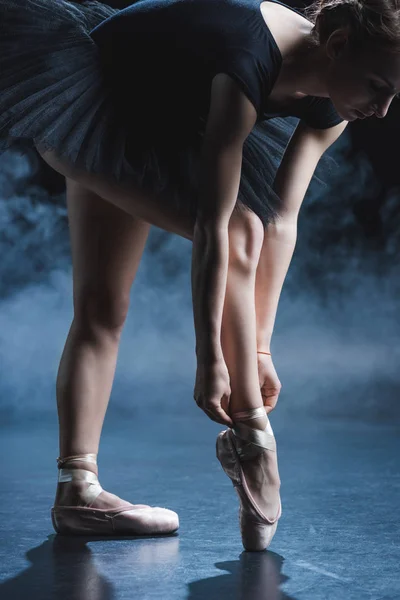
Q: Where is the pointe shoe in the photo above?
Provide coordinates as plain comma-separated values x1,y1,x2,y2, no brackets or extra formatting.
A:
51,453,179,536
216,407,282,552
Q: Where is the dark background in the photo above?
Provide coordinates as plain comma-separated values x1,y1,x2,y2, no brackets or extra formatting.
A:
1,0,399,425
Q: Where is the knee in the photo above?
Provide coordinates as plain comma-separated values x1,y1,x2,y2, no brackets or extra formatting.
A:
228,210,264,273
73,286,130,337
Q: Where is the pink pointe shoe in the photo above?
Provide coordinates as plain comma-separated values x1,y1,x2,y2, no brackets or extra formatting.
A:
216,407,282,551
51,453,179,536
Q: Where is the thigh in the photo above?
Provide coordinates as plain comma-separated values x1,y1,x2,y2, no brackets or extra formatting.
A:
40,149,195,241
66,177,151,309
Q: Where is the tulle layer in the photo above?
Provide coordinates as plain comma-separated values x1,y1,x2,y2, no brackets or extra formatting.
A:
0,0,333,227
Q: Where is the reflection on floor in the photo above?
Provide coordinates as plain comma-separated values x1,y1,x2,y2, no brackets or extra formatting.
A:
0,407,399,600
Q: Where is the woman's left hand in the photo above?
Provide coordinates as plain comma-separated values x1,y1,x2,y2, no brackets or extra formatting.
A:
257,353,282,415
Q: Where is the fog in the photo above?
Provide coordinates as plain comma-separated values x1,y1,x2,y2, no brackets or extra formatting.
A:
1,126,399,426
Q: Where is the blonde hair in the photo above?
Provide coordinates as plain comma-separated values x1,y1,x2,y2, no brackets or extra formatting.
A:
304,0,400,55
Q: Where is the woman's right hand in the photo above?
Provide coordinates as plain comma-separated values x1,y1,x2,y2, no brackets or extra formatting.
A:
193,358,233,427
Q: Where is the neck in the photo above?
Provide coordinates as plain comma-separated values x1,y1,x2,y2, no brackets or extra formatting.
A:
280,34,331,99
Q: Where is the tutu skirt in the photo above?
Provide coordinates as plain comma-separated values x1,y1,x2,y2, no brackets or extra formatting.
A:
0,0,336,227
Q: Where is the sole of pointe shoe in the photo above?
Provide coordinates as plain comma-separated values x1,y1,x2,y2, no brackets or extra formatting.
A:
216,429,281,551
51,506,179,536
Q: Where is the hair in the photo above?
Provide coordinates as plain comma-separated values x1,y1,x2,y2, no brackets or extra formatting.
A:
304,0,400,56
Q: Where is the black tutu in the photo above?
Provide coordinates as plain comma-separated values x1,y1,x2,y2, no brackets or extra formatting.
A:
0,0,338,227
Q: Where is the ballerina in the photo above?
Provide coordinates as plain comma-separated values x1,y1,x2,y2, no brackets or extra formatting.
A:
1,0,399,551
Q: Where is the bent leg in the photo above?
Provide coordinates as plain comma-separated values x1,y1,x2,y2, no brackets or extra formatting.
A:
221,209,267,426
220,209,281,521
38,148,195,240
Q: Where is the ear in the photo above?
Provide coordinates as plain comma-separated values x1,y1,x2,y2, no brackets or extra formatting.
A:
325,26,351,60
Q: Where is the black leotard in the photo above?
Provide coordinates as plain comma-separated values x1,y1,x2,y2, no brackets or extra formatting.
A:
90,0,344,130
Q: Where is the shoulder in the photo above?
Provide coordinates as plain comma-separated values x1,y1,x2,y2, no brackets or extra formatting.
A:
298,96,346,132
206,73,258,145
259,1,314,60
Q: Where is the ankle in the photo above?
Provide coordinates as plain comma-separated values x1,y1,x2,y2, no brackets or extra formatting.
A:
241,416,268,431
59,460,98,476
55,454,103,507
231,408,268,431
57,453,99,477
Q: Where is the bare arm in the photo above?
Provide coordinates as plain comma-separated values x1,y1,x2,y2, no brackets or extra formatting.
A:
255,119,349,351
192,73,257,364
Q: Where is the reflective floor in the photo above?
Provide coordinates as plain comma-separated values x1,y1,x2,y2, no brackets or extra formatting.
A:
0,408,399,600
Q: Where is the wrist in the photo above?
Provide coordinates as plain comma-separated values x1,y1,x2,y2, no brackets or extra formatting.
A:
256,333,272,354
196,343,224,365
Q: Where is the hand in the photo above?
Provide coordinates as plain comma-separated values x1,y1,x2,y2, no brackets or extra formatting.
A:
193,358,233,427
257,353,282,415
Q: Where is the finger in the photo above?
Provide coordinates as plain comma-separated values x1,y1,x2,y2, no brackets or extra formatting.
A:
262,401,277,415
220,394,230,415
193,394,204,409
203,407,224,425
208,405,233,427
261,391,280,414
203,407,226,425
204,406,233,427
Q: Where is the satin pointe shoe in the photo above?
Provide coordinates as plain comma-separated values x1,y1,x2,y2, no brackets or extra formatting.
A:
51,453,179,536
216,407,282,551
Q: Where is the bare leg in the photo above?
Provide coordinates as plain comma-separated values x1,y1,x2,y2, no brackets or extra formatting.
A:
40,150,280,519
39,149,195,241
55,178,151,510
220,210,281,521
35,143,197,511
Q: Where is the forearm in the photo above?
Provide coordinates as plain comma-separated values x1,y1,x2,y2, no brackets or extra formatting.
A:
255,217,298,351
254,117,346,352
191,221,229,363
254,122,323,351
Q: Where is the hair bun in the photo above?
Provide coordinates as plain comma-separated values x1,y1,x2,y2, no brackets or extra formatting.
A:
348,0,364,10
305,0,400,53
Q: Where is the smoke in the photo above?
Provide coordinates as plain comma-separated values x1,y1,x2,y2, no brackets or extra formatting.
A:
0,135,399,426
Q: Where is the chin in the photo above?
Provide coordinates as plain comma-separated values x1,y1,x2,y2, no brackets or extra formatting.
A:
336,103,354,120
329,93,354,120
346,109,356,120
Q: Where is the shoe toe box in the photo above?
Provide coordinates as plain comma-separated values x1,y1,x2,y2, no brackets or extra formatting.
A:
112,506,179,535
240,510,278,552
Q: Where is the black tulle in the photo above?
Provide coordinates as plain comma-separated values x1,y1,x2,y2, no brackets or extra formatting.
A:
0,0,337,227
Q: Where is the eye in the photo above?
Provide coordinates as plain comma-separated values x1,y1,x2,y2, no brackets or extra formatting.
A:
369,81,400,101
369,81,383,92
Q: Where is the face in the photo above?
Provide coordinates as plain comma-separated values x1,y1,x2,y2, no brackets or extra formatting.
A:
324,29,400,121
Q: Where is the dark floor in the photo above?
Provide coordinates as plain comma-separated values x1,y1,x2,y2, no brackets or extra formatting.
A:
0,408,399,600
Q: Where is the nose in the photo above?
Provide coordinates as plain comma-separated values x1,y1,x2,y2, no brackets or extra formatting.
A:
373,96,394,118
